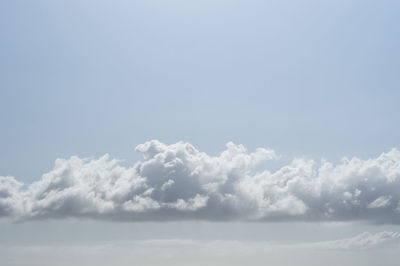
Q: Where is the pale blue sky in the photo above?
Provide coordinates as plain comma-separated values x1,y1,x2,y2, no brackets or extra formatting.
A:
1,0,400,183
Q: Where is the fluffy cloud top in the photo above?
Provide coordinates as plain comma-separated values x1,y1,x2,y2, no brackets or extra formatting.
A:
1,140,400,223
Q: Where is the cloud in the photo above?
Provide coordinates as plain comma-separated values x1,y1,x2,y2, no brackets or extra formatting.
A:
138,231,400,251
4,232,400,266
127,231,400,251
6,231,400,256
307,231,400,250
1,140,400,223
367,196,392,209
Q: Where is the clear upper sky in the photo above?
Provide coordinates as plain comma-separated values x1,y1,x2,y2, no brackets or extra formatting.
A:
1,0,400,183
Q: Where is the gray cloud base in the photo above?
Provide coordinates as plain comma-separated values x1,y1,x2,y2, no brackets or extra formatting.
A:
1,140,400,223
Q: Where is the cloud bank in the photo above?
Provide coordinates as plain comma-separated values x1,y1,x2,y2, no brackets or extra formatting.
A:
2,140,400,223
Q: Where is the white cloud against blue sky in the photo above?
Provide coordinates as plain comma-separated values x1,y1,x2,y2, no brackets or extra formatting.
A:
1,0,400,185
2,140,400,223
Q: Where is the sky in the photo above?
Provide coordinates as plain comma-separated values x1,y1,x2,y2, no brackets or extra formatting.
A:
1,0,400,265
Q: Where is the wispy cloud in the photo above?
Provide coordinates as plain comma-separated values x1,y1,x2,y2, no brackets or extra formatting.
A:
134,231,400,251
1,140,400,223
4,231,400,254
302,231,400,250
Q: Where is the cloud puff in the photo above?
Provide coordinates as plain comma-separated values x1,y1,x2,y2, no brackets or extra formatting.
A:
1,140,400,223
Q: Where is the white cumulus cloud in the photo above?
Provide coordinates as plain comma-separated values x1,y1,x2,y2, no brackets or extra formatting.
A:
1,140,400,223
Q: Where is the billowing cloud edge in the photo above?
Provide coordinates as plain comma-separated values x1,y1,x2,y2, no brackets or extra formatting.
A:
1,140,400,223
